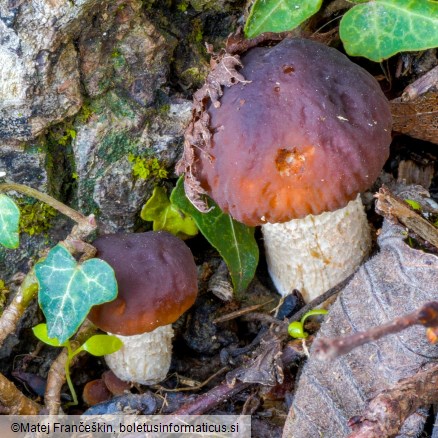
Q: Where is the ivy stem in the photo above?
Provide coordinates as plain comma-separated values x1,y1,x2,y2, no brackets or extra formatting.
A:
64,342,78,407
0,183,87,225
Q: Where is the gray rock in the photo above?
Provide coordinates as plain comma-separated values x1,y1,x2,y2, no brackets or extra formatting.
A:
73,94,192,231
0,144,47,189
78,0,176,104
0,0,108,139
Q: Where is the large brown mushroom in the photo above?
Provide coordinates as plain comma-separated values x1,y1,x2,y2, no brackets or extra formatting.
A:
88,231,198,384
183,38,392,301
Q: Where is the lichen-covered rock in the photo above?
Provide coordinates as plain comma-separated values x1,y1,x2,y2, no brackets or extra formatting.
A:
0,0,107,140
72,94,191,231
0,0,234,237
0,145,47,189
78,0,176,104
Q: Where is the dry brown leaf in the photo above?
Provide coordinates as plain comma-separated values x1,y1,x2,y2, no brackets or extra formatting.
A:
176,50,249,212
391,91,438,144
283,188,438,438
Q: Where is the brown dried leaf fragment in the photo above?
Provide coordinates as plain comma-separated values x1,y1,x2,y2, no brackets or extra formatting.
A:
226,336,284,387
390,91,438,144
176,49,250,212
348,364,438,438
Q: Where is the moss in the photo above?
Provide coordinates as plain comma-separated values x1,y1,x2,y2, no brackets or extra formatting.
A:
189,0,225,12
180,66,208,88
190,17,204,45
128,153,168,180
92,92,138,120
98,131,139,164
79,177,101,215
46,122,76,147
111,49,127,69
158,103,171,115
17,199,58,237
76,102,94,124
0,279,8,314
177,0,189,12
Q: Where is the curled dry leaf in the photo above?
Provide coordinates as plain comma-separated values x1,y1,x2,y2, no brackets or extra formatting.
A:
226,336,284,387
283,186,438,438
176,49,250,212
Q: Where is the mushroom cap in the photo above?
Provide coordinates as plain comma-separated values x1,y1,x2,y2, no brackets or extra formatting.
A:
194,38,393,226
88,231,198,336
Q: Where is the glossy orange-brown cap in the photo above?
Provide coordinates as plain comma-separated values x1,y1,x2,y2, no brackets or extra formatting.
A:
194,38,393,226
88,231,198,336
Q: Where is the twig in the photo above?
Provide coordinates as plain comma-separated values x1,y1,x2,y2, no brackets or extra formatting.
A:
0,372,40,414
347,364,438,438
213,299,275,324
0,271,38,347
171,342,304,415
173,377,251,415
313,302,438,360
402,65,438,101
153,367,229,393
0,183,87,225
241,312,283,325
375,186,438,249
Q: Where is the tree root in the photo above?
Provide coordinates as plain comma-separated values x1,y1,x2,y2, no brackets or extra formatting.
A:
45,319,96,414
0,372,40,414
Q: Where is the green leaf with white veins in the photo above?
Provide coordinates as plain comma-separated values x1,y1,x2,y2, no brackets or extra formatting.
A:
245,0,323,38
35,244,117,344
0,194,20,249
340,0,438,62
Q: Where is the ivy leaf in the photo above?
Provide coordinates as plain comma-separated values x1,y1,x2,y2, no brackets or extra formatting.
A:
0,194,20,249
32,323,67,347
244,0,322,38
76,335,123,357
340,0,438,61
171,177,258,294
141,186,198,240
35,245,118,344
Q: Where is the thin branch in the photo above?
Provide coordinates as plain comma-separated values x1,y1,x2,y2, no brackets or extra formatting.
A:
401,65,438,101
0,372,40,414
0,183,87,225
0,271,38,347
45,319,96,414
313,302,438,360
171,342,304,415
274,272,355,338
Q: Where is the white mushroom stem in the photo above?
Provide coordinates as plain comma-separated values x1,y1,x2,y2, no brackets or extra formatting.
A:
104,325,173,385
262,195,371,302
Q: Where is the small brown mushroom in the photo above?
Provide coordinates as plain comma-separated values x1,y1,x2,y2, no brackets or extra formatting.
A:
88,231,198,384
82,379,112,406
186,38,393,301
102,370,131,396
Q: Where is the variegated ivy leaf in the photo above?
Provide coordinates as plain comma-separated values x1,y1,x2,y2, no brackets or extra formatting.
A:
35,244,117,344
0,194,20,249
